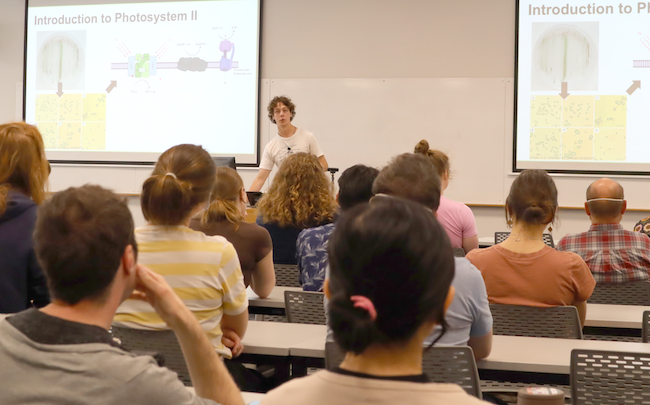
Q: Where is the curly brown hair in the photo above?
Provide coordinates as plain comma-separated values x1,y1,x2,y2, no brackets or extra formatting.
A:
267,95,296,124
414,139,450,178
257,153,337,228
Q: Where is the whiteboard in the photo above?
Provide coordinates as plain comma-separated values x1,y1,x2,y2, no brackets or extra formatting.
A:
267,78,509,205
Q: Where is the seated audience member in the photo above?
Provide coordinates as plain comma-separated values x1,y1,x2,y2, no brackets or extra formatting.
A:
256,153,337,264
262,198,487,405
414,140,478,253
466,169,596,325
296,164,379,291
115,144,248,361
0,185,243,405
371,154,492,360
0,122,49,313
558,178,650,282
634,216,650,237
191,167,275,298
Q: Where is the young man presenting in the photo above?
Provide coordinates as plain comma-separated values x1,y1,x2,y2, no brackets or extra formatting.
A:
0,185,244,405
249,96,328,192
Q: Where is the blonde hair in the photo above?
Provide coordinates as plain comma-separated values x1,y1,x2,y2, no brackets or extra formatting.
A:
141,144,216,225
0,122,49,216
257,153,337,228
203,167,244,230
414,139,450,178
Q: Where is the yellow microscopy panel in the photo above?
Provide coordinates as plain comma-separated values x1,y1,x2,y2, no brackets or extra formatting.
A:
82,94,106,121
530,96,562,128
37,122,58,149
58,122,82,149
595,96,627,128
35,94,58,122
530,128,561,159
82,122,106,150
594,129,626,161
562,128,594,160
562,96,594,128
58,94,82,122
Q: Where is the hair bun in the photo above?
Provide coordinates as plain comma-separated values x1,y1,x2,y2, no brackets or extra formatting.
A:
522,205,549,224
328,295,378,355
414,140,430,155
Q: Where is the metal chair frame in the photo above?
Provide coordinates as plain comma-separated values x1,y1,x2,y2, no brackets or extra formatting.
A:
489,304,583,339
494,231,555,248
274,264,301,287
284,290,326,325
588,282,650,306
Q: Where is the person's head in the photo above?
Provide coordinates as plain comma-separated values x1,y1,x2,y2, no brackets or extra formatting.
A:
585,178,626,224
505,169,558,228
257,153,337,228
33,185,137,306
414,139,451,189
337,165,380,211
267,96,296,125
0,122,49,215
372,153,442,211
203,167,247,230
326,197,455,355
141,144,216,226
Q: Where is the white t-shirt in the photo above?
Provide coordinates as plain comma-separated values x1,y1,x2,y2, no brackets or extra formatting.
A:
259,128,324,171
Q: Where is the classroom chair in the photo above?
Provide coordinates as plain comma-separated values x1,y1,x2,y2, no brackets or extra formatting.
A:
643,311,650,343
489,304,583,339
587,281,650,306
325,342,481,399
274,264,301,288
284,291,326,325
571,349,650,405
111,325,191,386
452,247,466,257
494,231,555,248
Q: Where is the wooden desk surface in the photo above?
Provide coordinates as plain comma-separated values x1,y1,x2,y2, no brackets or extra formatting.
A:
247,286,302,309
242,320,327,356
585,304,648,329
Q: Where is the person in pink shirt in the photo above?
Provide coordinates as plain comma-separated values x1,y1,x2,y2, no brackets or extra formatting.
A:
414,140,478,253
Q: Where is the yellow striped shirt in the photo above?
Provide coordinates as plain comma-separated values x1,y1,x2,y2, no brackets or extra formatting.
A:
113,225,248,358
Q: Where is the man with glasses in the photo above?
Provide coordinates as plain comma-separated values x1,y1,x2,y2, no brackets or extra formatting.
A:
249,96,328,192
557,178,650,283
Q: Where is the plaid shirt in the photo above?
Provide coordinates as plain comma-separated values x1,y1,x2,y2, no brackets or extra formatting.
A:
557,223,650,283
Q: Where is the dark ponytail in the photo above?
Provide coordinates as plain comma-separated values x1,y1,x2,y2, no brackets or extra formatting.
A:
327,197,455,354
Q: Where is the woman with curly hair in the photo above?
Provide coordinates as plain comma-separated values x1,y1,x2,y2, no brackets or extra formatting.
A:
0,122,50,313
256,153,337,264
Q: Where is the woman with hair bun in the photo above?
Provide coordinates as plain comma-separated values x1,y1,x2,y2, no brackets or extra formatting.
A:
115,144,249,360
190,167,275,298
466,169,595,325
262,197,487,405
0,122,50,313
414,140,478,253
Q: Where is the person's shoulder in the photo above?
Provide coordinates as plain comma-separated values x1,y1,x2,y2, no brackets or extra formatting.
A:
294,127,314,138
465,245,499,261
546,246,587,268
299,223,335,239
262,372,327,404
240,221,271,239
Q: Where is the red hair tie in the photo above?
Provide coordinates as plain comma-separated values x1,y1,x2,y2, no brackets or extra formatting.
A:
350,295,377,321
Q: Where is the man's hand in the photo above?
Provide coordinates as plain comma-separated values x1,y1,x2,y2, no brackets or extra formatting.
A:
129,265,190,329
221,329,244,357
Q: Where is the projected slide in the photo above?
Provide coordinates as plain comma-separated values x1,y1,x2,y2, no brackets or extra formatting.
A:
515,0,650,173
24,0,260,164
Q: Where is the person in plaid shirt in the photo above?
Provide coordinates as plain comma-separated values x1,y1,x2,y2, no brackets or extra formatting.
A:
557,178,650,283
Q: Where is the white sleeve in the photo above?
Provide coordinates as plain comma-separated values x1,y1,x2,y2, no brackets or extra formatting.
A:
308,133,324,158
259,142,275,171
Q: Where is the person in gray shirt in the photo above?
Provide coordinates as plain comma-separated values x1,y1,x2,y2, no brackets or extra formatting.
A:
0,185,244,405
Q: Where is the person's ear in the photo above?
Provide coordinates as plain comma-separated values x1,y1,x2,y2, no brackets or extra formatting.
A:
622,200,627,215
324,279,331,299
241,187,248,204
121,245,136,276
443,286,455,315
584,202,591,216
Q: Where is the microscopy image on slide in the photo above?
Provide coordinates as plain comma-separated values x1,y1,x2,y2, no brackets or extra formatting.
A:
530,95,562,127
595,96,627,127
59,122,82,149
82,122,106,150
562,96,593,128
530,128,561,159
36,31,86,91
531,22,599,91
595,129,626,161
59,94,82,122
35,94,58,122
562,128,594,160
82,94,107,121
37,122,58,149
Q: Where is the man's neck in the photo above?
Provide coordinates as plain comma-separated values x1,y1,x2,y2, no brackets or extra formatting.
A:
590,218,621,225
278,124,297,138
40,299,118,331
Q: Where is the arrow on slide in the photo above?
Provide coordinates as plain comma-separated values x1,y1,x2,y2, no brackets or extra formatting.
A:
56,82,64,97
627,80,641,95
559,82,569,99
106,81,117,93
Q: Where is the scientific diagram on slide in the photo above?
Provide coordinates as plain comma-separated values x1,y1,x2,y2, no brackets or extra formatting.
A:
24,0,261,163
516,0,650,172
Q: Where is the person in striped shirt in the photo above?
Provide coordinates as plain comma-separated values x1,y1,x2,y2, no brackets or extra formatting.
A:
114,144,248,359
